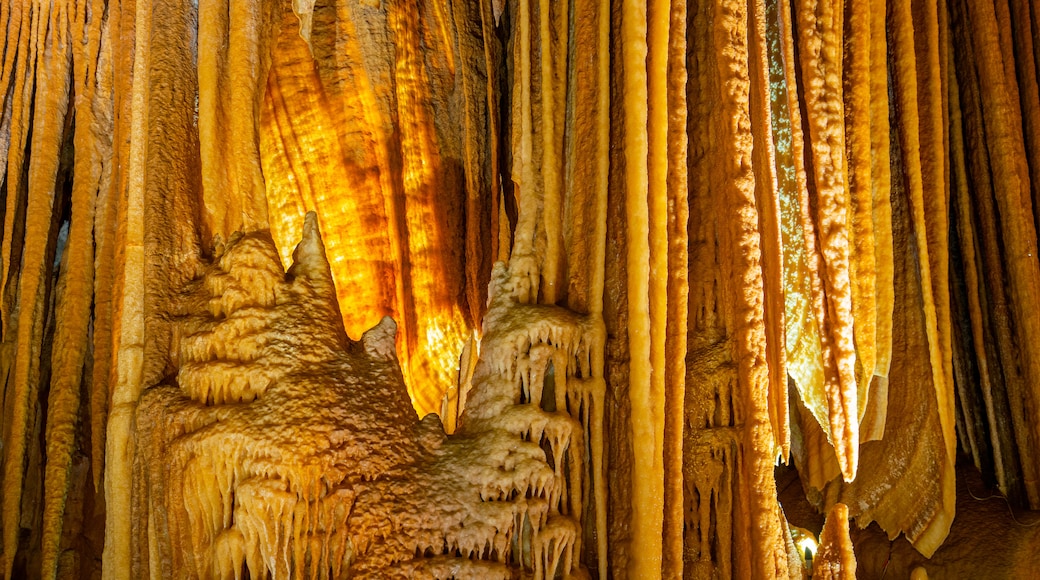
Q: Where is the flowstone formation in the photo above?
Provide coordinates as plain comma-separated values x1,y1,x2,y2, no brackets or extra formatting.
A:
132,214,593,578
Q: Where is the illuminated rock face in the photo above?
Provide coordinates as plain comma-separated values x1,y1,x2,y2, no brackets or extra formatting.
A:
133,214,587,578
259,0,495,420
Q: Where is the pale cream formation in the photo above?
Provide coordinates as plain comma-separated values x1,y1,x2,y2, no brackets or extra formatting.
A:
133,214,593,578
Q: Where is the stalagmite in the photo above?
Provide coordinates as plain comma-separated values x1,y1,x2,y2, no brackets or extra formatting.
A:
812,503,856,579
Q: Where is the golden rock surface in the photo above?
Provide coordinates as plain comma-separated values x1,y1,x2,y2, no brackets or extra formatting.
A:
3,0,1040,577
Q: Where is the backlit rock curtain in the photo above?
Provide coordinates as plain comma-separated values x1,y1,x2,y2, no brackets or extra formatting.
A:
2,0,1040,576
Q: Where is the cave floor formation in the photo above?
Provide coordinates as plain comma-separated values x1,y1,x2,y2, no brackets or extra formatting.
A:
778,458,1040,578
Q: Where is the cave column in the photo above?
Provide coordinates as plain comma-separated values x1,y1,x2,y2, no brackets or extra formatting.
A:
618,0,689,576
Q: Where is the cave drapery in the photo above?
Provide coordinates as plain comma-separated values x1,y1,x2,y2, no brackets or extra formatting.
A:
2,0,1040,577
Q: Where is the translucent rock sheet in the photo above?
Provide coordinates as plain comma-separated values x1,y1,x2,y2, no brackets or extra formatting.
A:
794,110,956,557
786,0,863,482
258,0,497,417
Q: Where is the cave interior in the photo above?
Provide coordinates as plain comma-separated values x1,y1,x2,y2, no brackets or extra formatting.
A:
2,0,1040,577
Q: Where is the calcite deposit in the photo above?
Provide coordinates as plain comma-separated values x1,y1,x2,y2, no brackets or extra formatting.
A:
133,214,592,578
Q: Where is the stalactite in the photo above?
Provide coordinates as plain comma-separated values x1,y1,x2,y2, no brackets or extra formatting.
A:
767,0,829,470
197,0,277,238
901,0,956,477
947,56,988,474
259,0,493,418
947,29,1018,501
90,0,135,500
619,0,662,573
260,4,402,356
102,0,207,573
769,0,850,494
511,0,538,302
1007,0,1040,235
862,0,894,441
0,0,38,324
536,0,562,303
843,0,879,423
747,0,789,462
808,101,955,557
454,0,501,331
646,0,670,569
1,2,73,576
662,0,690,575
789,0,861,483
682,0,792,576
40,0,110,576
498,0,611,574
951,0,1040,509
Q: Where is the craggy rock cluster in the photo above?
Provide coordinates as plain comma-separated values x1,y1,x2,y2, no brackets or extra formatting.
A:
133,215,588,578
